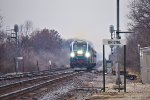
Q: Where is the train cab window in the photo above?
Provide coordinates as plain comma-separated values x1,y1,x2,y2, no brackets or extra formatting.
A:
73,43,87,51
88,45,91,51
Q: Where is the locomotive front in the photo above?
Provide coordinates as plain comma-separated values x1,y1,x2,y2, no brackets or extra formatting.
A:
70,40,96,70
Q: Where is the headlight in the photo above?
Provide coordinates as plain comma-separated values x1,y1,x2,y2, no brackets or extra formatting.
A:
70,52,75,57
77,50,83,55
85,52,91,58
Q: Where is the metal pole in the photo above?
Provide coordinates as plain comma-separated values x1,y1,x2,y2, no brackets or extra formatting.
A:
23,60,24,72
16,31,19,74
14,57,17,73
111,32,113,59
116,0,122,92
49,60,52,71
138,44,140,73
103,45,105,92
37,60,39,71
14,24,19,74
124,45,126,92
117,0,119,37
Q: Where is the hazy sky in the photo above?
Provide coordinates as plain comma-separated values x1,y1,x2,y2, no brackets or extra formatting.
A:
0,0,130,58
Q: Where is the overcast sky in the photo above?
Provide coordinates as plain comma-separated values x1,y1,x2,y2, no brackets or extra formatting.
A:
0,0,130,58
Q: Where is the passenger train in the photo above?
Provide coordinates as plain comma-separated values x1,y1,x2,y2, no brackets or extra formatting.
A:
70,40,96,71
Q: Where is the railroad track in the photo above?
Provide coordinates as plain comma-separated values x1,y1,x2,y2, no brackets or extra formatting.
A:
0,68,71,81
0,71,80,100
0,68,73,87
0,71,73,95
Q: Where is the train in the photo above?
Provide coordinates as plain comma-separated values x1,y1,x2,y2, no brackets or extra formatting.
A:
70,40,96,71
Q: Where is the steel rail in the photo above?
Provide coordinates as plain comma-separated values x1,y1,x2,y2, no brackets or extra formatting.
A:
0,71,73,95
0,72,79,100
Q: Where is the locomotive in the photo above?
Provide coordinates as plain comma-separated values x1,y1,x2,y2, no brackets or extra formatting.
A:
70,40,96,71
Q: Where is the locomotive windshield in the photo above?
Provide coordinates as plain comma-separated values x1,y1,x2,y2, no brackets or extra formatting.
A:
73,43,87,51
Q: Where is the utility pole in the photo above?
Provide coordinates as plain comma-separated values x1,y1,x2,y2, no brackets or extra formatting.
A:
116,0,122,90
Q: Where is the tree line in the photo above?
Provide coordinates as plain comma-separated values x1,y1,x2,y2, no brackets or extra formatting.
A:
119,0,150,73
0,20,71,74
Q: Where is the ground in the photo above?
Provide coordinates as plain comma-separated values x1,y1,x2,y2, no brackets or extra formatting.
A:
87,74,150,100
23,72,150,100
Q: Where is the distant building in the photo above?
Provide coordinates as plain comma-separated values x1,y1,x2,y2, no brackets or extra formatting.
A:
140,47,150,83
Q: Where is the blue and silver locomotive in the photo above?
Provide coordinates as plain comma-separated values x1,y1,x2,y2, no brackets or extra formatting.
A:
70,40,96,71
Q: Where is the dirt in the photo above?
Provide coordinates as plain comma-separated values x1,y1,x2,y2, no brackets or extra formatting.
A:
63,72,150,100
25,72,150,100
87,75,150,100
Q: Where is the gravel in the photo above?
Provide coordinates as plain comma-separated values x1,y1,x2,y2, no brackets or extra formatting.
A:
39,81,77,100
38,72,103,100
12,71,149,100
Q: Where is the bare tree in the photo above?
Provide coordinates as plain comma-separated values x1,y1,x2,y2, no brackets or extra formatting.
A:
0,14,3,29
30,29,62,52
119,0,150,72
19,24,24,36
24,20,33,36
